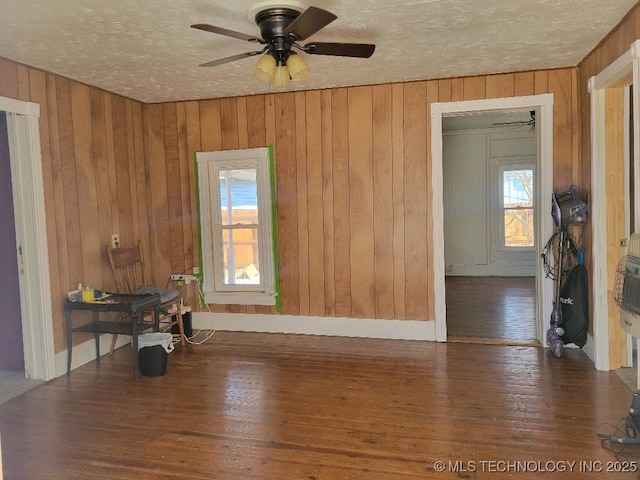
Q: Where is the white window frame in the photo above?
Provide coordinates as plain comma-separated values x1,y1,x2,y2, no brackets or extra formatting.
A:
491,159,536,252
196,147,276,305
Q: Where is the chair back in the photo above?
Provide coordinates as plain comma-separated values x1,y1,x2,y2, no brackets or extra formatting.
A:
105,239,148,294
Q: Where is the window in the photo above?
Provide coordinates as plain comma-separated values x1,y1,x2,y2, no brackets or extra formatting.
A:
196,147,277,305
499,166,534,248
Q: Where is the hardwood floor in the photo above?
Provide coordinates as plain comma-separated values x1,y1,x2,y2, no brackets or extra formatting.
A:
446,276,538,344
0,331,636,479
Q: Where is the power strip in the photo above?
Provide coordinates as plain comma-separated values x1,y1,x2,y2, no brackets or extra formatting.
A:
170,274,198,284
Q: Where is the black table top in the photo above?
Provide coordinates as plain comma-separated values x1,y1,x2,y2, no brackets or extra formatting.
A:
65,292,161,314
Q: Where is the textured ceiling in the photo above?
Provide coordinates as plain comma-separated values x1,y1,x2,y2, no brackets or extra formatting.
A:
0,0,636,103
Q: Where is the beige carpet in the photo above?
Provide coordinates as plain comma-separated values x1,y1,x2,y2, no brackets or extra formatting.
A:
0,370,44,405
616,366,638,392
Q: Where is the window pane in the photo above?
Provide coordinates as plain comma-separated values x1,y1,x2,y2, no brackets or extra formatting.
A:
221,227,260,285
503,169,533,208
504,208,534,246
219,169,258,226
503,169,534,247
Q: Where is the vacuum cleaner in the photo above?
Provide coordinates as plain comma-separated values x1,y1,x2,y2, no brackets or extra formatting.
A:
546,186,588,357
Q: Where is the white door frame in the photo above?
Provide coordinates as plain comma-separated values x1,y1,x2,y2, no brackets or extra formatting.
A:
588,40,640,371
1,95,55,380
431,94,555,344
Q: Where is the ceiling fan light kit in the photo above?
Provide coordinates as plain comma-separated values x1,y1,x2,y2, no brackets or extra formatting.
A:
192,1,375,88
254,54,277,82
285,53,310,80
272,65,291,87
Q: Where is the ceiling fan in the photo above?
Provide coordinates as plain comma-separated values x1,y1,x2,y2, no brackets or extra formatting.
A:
191,1,376,87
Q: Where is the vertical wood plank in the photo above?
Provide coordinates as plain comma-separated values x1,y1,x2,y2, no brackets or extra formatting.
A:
112,96,133,248
89,89,114,288
0,58,19,98
451,78,464,102
534,71,548,95
274,92,299,315
220,97,239,150
176,102,195,274
131,101,151,278
16,65,30,101
392,83,406,319
122,100,141,247
305,90,325,317
295,91,310,316
570,68,581,187
45,73,71,350
265,94,276,147
485,73,514,98
236,97,249,149
548,69,573,189
348,86,375,319
437,79,452,103
321,90,336,317
144,103,171,282
200,99,222,152
331,88,351,318
463,76,486,100
163,102,186,276
514,72,535,96
403,81,428,320
185,101,202,281
71,82,101,288
246,96,266,148
372,84,394,319
103,95,119,254
55,77,84,292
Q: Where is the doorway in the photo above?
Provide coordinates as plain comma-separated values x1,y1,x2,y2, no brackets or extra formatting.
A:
0,95,55,380
441,111,538,344
431,94,555,345
0,111,25,368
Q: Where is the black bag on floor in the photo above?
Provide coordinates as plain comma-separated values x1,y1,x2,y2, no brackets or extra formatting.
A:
560,260,589,348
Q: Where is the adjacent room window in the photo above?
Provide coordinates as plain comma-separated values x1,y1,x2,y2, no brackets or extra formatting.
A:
499,166,535,248
196,147,276,305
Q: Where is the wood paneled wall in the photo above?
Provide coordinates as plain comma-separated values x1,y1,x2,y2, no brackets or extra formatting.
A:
0,57,581,354
146,69,580,324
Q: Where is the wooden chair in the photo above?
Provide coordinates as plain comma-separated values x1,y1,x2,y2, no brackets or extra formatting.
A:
105,239,185,352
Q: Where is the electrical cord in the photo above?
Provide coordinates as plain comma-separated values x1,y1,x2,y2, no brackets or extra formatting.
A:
164,271,216,345
597,418,640,459
542,229,580,281
183,329,216,345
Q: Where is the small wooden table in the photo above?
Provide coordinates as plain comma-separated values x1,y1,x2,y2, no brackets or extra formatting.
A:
65,293,161,380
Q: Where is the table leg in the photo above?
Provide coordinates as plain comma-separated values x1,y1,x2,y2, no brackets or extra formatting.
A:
93,311,101,363
154,304,160,331
132,314,139,381
66,307,72,375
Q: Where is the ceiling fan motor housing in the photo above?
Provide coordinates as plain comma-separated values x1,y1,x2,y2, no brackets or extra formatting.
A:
254,8,300,62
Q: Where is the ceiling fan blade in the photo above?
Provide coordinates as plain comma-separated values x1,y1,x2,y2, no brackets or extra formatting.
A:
283,7,337,41
191,23,262,43
199,51,263,68
304,42,375,58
